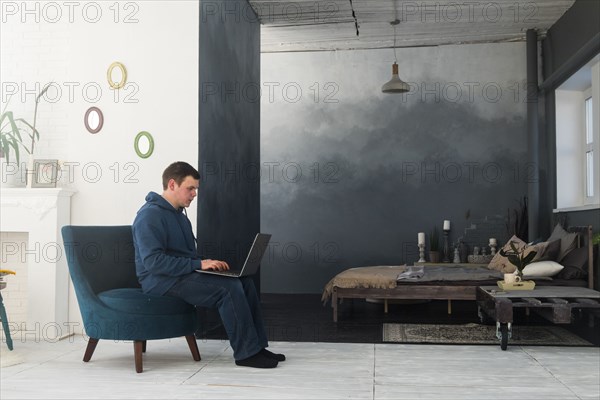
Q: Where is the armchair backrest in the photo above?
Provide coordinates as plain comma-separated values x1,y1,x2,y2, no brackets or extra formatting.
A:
62,225,141,297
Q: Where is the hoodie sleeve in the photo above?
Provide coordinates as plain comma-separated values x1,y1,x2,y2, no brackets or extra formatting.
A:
133,210,202,277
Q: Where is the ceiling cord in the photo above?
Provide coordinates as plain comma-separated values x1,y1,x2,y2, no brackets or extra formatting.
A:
392,0,399,62
394,22,398,62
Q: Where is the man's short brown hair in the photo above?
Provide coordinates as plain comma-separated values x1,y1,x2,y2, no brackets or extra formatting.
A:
162,161,200,189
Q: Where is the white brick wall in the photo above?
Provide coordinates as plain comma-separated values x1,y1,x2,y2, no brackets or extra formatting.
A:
1,5,69,171
0,232,28,330
2,0,200,333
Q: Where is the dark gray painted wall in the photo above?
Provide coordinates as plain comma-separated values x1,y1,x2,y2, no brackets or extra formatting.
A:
197,0,261,288
541,0,599,217
261,44,529,293
542,0,600,81
554,210,600,231
540,0,599,236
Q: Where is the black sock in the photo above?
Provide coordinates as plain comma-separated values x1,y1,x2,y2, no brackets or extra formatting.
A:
260,348,286,362
235,352,278,368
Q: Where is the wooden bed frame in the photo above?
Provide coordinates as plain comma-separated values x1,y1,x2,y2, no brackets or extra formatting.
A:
331,226,595,323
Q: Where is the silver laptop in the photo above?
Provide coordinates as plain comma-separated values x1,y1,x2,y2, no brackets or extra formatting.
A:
196,233,271,278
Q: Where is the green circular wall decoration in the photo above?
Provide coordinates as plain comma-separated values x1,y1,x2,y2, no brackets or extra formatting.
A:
134,131,154,158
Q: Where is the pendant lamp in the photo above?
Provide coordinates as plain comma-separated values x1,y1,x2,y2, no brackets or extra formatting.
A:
382,62,409,93
382,19,409,94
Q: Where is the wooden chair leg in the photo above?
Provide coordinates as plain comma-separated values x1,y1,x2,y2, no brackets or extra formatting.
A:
142,340,147,353
134,340,144,373
83,338,99,362
185,335,201,361
332,291,338,323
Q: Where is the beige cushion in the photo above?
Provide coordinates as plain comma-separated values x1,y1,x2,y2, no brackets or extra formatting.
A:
522,261,564,278
487,236,552,273
487,236,527,273
547,224,579,262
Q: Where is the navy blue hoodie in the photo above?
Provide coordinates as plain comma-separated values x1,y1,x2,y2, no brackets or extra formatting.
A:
132,192,202,295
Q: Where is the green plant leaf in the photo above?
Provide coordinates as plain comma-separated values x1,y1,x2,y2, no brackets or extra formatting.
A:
506,255,521,268
0,95,12,115
522,251,537,265
0,135,21,164
16,119,39,142
1,84,49,163
7,112,24,142
430,226,440,251
0,110,25,164
37,83,51,103
1,111,23,142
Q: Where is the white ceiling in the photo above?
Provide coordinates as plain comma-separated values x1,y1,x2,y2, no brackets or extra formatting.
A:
248,0,576,53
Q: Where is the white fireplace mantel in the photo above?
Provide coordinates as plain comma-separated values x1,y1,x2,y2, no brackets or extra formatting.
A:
1,188,76,334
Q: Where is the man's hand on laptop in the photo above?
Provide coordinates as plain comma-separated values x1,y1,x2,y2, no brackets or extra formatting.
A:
201,259,230,271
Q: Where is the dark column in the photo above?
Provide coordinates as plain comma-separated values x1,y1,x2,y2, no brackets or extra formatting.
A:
527,29,539,241
197,0,261,285
196,1,261,336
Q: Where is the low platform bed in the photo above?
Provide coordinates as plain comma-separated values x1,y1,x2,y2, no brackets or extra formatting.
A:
324,226,595,323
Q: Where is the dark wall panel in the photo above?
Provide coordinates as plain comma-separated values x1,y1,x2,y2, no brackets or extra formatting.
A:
540,0,599,246
198,0,261,287
542,0,600,81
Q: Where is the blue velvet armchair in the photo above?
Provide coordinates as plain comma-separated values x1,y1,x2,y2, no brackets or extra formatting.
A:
62,225,200,373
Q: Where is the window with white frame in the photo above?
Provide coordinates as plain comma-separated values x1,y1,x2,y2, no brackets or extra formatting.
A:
584,94,594,201
555,56,600,211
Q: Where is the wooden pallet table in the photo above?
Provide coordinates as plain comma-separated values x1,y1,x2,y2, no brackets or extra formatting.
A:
476,286,600,350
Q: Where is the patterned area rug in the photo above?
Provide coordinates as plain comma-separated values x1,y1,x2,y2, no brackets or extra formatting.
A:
383,323,593,346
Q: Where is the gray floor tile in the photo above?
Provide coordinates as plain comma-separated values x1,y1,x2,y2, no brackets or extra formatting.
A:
1,336,598,400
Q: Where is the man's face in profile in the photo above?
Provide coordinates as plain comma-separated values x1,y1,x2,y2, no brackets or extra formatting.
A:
170,176,199,208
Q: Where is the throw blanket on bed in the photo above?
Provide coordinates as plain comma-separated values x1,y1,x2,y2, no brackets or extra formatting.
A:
321,265,406,302
321,265,504,302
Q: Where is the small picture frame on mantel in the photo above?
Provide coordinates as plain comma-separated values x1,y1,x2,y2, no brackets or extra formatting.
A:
32,159,59,188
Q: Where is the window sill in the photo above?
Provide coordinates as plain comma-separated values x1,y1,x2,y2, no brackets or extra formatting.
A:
553,204,600,213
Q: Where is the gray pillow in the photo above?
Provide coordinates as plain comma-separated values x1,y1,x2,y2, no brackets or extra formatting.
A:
555,247,588,280
547,224,579,262
533,239,561,262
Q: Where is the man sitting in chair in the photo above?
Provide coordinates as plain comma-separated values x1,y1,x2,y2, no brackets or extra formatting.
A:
132,161,284,368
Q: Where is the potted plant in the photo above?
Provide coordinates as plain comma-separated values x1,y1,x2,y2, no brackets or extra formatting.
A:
506,196,528,242
1,102,29,187
0,84,49,187
429,226,441,263
499,241,537,279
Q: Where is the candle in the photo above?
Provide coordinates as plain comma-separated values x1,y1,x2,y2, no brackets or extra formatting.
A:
443,220,450,230
489,238,497,245
418,232,425,245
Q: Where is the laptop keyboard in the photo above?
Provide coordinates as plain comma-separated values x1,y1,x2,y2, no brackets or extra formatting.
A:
216,270,239,276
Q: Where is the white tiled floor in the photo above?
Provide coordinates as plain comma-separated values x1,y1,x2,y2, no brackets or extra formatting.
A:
1,335,599,399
